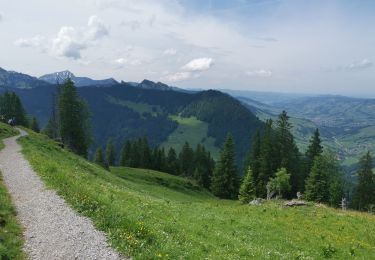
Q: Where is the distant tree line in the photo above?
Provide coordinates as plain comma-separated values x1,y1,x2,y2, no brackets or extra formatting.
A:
94,138,215,189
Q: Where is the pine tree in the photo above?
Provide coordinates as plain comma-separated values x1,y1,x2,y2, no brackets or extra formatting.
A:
305,155,329,202
305,152,342,204
43,89,60,140
238,167,256,203
303,128,324,190
120,141,132,166
30,117,40,133
179,142,194,176
139,136,151,168
58,79,91,157
94,147,108,170
211,134,239,199
105,139,116,166
166,147,179,175
353,152,375,211
257,119,276,197
275,111,301,196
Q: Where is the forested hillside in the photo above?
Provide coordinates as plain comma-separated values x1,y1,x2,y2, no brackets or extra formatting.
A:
0,72,263,165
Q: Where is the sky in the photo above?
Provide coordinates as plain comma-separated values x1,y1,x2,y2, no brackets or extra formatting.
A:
1,0,375,96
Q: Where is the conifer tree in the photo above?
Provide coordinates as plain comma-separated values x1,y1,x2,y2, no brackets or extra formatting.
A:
58,79,91,157
257,119,276,197
275,111,301,196
303,128,324,190
305,152,342,204
305,155,329,202
353,152,375,211
211,134,239,199
179,142,194,176
105,139,116,166
120,141,132,166
167,147,179,175
238,167,256,203
94,147,108,170
43,89,60,140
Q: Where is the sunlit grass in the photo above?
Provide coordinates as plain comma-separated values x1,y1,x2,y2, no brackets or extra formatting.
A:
0,123,24,259
19,129,375,259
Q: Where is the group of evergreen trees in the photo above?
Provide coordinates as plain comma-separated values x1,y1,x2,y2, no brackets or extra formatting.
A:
235,111,344,205
94,138,215,189
0,91,29,127
353,152,375,211
44,79,91,157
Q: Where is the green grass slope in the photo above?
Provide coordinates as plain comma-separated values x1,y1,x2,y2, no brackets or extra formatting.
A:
0,123,24,259
162,115,220,159
18,129,375,259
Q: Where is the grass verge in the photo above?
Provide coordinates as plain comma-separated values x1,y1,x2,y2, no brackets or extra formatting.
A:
0,123,24,259
18,129,375,259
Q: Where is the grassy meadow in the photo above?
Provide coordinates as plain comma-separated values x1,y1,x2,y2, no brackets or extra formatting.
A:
162,115,219,159
0,123,24,259
18,129,375,259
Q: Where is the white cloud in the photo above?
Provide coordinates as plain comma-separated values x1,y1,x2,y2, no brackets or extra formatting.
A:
163,48,177,56
15,15,109,60
182,58,214,72
161,71,192,82
86,15,109,40
14,35,46,48
245,69,272,77
51,26,86,59
345,59,372,70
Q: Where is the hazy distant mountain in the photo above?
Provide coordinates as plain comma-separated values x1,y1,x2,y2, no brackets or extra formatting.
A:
39,70,119,87
0,67,50,89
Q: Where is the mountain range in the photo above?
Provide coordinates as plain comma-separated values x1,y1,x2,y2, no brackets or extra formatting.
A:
0,67,263,167
1,67,374,170
39,70,119,87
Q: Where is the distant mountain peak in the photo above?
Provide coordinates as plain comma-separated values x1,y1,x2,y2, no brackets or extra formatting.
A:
39,71,118,87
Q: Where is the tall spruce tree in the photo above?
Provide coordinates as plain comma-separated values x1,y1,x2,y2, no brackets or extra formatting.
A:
179,142,194,176
120,141,132,166
211,134,239,199
353,152,375,211
105,139,116,166
43,89,60,140
193,144,213,189
238,167,256,203
167,147,179,175
305,155,329,202
58,79,91,157
303,129,323,190
257,119,276,197
275,111,301,196
305,152,343,205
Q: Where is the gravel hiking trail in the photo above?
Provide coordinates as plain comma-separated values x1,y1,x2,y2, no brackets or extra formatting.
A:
0,129,124,260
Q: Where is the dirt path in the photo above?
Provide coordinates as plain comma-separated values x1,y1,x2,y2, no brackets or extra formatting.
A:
0,129,123,260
